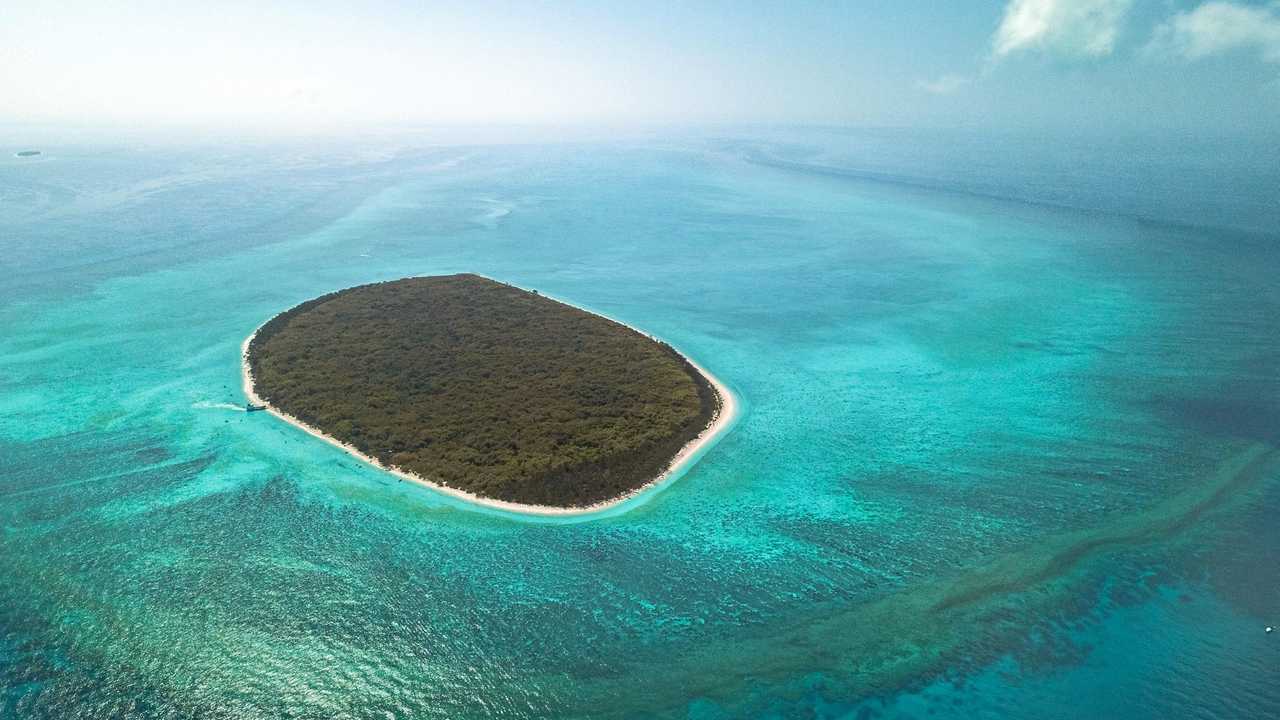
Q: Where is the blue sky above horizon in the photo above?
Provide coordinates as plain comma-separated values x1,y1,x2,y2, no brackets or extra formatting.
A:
2,0,1279,135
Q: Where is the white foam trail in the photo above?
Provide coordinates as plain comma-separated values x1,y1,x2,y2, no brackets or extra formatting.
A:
192,401,246,412
473,197,515,228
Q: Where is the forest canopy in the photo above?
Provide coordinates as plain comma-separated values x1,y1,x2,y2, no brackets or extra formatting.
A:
247,274,720,507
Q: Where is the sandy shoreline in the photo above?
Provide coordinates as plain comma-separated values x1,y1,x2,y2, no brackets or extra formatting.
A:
240,293,738,518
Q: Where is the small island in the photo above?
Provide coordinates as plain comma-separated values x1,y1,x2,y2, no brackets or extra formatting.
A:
15,150,41,157
243,274,732,512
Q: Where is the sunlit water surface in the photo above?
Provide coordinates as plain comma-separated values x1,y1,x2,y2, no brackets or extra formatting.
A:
2,129,1278,718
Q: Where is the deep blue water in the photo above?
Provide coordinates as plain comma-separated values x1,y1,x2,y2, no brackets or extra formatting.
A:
1,128,1277,718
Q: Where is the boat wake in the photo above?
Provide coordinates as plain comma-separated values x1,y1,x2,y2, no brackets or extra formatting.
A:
473,197,515,228
192,401,247,412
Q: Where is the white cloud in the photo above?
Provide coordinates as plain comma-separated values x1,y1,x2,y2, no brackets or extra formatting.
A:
1147,2,1280,63
992,0,1134,59
916,74,970,94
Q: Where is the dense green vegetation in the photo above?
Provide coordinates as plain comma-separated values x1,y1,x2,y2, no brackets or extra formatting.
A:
247,274,721,506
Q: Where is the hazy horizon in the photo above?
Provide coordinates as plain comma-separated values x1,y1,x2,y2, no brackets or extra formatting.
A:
4,1,1280,137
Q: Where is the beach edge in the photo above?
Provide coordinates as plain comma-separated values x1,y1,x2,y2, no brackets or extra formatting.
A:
240,285,738,518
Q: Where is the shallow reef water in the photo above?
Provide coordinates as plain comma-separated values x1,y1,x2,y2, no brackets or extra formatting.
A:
1,129,1277,718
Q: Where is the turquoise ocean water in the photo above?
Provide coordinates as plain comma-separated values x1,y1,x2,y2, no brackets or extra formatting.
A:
1,129,1277,718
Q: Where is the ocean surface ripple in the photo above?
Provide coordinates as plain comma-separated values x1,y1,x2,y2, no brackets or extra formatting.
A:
1,130,1277,719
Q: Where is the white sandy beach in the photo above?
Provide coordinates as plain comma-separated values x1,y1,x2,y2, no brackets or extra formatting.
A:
240,295,737,518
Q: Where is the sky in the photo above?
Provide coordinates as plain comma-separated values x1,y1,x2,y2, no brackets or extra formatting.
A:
2,0,1279,135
